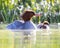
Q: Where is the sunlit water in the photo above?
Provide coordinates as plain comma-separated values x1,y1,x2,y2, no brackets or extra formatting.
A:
0,29,60,48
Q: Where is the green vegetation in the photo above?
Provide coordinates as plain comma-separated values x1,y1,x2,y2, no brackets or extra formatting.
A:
0,0,60,23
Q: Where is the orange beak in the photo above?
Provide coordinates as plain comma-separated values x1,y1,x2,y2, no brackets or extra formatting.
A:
35,13,42,17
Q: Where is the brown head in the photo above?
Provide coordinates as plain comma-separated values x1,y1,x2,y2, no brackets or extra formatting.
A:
43,21,49,25
22,10,35,21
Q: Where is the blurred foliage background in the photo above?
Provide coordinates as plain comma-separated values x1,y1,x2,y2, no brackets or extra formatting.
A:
0,0,60,24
